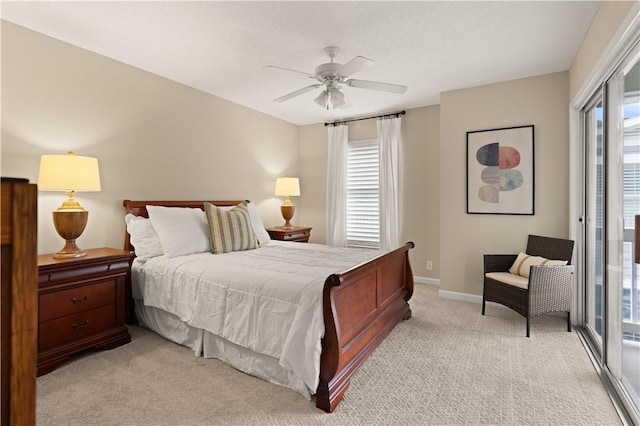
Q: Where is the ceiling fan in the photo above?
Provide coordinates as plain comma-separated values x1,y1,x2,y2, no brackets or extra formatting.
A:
264,46,407,110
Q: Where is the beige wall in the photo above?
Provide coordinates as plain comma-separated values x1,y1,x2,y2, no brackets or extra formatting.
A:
297,123,328,242
440,72,570,297
569,1,635,101
298,106,441,280
1,22,300,254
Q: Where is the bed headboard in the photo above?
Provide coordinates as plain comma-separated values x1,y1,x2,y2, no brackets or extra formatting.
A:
122,199,246,253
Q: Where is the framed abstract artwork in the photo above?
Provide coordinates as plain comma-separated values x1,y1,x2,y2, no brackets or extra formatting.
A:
466,125,534,215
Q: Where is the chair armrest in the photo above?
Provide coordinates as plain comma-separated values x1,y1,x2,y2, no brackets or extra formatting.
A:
484,254,518,273
528,265,574,315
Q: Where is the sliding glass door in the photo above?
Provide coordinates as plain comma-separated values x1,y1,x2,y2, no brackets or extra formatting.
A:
614,55,640,417
582,47,639,422
584,94,604,351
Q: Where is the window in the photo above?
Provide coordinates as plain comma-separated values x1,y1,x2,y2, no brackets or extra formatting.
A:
346,139,380,248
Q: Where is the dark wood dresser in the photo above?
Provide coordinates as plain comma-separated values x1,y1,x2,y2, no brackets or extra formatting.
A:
1,178,37,426
37,248,134,376
265,226,312,243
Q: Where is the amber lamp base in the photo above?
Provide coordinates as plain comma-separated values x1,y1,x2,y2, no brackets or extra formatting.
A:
280,203,295,228
52,210,88,258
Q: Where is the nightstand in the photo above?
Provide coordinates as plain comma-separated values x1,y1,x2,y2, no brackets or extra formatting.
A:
37,247,134,376
266,226,312,243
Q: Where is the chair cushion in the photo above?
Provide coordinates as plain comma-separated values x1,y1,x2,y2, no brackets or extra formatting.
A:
485,272,529,289
509,252,568,278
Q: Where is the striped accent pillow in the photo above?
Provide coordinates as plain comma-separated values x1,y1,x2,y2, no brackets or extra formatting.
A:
204,201,258,254
509,252,567,278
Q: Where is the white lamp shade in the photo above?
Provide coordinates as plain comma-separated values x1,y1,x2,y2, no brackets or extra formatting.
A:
274,177,300,197
38,152,101,192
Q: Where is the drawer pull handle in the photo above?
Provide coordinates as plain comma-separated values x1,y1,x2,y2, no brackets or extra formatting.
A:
71,320,90,330
106,264,111,271
47,274,52,282
71,294,90,304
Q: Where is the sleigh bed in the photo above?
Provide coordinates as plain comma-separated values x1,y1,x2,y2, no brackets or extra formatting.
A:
123,199,414,412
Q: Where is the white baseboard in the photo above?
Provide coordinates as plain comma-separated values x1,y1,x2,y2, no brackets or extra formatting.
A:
414,276,440,286
413,277,482,304
438,289,483,304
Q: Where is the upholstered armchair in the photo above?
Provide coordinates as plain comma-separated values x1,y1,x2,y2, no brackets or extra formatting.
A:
482,234,575,337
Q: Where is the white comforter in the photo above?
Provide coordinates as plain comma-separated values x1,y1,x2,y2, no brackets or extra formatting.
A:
132,240,382,393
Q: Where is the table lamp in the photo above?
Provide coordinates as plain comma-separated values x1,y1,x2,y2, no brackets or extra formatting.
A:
274,177,300,228
38,151,101,258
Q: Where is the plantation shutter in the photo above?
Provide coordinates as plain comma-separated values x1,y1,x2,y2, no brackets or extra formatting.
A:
347,139,380,247
624,162,640,229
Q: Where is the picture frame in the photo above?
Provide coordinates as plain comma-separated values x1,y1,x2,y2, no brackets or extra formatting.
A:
466,125,534,215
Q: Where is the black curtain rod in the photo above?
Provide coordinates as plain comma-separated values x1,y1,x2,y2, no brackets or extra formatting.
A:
324,110,405,127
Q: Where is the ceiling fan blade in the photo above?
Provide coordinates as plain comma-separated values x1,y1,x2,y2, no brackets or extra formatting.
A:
346,79,407,94
273,84,322,102
340,56,374,77
262,65,316,78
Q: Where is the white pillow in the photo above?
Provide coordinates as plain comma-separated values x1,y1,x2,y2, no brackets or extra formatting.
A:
509,252,568,278
124,214,163,260
247,202,271,246
146,205,211,257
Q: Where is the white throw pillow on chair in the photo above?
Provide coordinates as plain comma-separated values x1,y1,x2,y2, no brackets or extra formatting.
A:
509,252,567,278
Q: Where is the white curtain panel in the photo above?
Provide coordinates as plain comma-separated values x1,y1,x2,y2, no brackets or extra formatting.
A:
378,116,401,251
326,124,348,247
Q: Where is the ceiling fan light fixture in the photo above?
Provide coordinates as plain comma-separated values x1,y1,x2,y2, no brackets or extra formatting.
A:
314,90,328,109
329,87,344,106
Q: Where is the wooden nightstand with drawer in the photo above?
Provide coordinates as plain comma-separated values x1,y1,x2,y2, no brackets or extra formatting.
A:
37,247,134,375
265,226,312,243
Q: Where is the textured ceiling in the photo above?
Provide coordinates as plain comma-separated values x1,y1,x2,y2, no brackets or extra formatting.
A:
1,1,600,126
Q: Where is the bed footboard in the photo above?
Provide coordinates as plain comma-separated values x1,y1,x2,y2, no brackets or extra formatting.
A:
317,242,414,412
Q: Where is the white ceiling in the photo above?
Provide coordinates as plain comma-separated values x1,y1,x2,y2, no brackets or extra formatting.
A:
1,1,600,126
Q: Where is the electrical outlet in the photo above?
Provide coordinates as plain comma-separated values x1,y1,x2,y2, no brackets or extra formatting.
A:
426,260,433,271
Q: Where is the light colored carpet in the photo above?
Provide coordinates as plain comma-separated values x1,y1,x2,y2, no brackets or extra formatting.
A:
37,284,621,425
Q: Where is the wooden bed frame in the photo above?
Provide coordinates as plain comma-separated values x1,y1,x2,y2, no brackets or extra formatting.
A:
123,199,414,413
